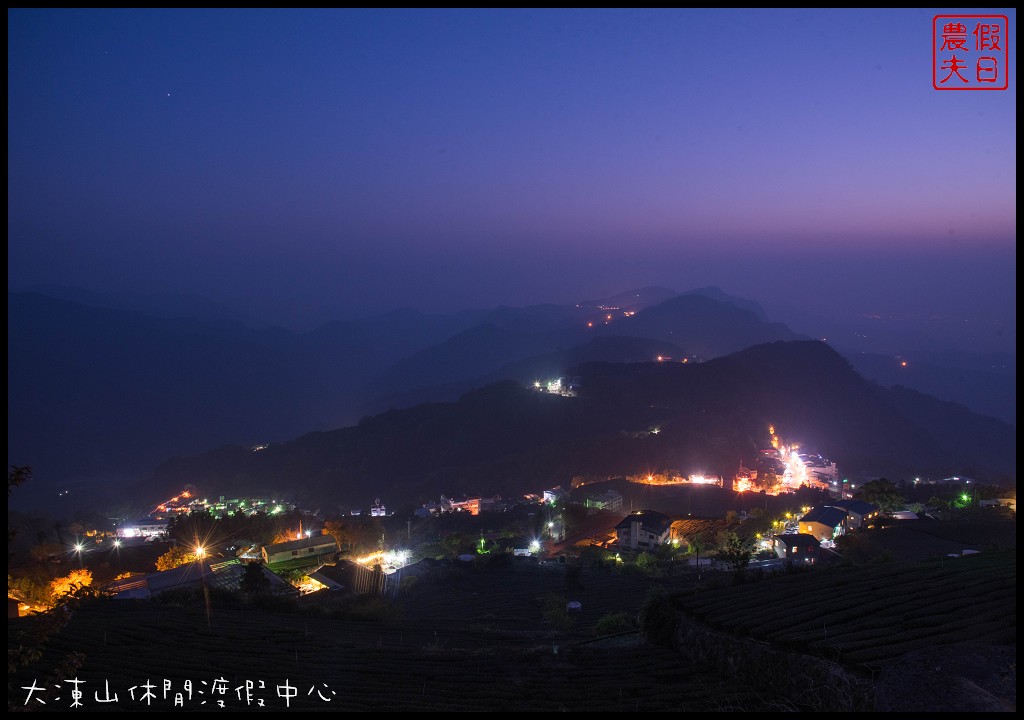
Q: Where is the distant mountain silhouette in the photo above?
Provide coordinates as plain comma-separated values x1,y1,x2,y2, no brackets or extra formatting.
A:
360,335,690,413
357,291,804,415
22,284,267,328
146,341,1015,511
680,286,770,320
10,284,1013,513
843,349,1015,425
578,286,678,310
611,293,803,357
6,292,480,508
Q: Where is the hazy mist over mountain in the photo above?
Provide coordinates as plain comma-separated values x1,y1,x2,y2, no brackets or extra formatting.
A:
7,283,1015,515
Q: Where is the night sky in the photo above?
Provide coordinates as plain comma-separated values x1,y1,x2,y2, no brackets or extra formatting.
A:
7,9,1016,346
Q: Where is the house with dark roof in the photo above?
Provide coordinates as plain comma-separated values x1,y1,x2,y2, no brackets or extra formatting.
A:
799,506,849,542
615,510,672,550
772,533,820,564
830,499,880,530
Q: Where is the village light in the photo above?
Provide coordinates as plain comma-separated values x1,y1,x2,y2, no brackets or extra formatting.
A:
74,542,84,553
113,539,122,548
195,545,207,558
529,540,540,553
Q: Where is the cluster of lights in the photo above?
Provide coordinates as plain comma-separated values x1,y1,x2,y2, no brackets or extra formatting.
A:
356,549,410,574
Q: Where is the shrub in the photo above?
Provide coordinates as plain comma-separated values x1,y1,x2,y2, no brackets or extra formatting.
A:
640,586,680,648
595,611,636,635
541,593,575,633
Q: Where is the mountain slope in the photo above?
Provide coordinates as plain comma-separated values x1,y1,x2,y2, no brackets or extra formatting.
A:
357,291,805,414
147,341,1015,510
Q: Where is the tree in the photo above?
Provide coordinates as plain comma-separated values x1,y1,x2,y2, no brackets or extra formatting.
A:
272,528,299,545
155,546,198,571
322,517,381,555
640,586,680,648
855,478,905,515
440,532,473,558
717,530,755,577
49,569,93,601
635,551,659,575
9,465,31,544
687,536,707,575
8,574,51,607
927,496,953,521
240,561,270,594
8,465,31,495
542,593,575,634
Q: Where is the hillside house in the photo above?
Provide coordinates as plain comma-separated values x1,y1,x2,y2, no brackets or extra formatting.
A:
799,506,849,542
773,533,820,564
615,510,672,550
830,499,880,530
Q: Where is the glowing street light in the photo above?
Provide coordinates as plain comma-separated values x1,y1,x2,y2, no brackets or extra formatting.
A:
195,545,207,559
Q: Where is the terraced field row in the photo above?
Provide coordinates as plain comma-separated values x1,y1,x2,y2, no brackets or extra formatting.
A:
675,550,1016,668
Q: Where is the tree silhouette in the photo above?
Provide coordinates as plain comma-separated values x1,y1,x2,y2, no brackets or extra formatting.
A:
240,561,270,594
688,536,707,577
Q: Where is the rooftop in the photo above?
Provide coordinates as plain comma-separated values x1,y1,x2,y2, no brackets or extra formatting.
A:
800,506,848,526
615,510,672,535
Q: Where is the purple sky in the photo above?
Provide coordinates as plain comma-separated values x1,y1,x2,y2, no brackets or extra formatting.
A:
7,9,1016,346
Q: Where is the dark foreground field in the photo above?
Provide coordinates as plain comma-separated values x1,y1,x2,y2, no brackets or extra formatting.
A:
10,561,777,712
9,551,1016,712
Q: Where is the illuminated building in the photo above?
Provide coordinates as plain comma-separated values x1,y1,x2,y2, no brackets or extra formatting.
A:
798,506,849,542
829,499,880,530
116,518,169,539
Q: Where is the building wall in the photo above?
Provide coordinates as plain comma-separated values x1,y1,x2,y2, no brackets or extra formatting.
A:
845,511,867,530
616,521,669,550
773,540,816,563
263,542,337,565
801,520,843,542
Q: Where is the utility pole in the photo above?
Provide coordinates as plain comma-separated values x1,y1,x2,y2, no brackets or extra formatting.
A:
407,518,412,542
